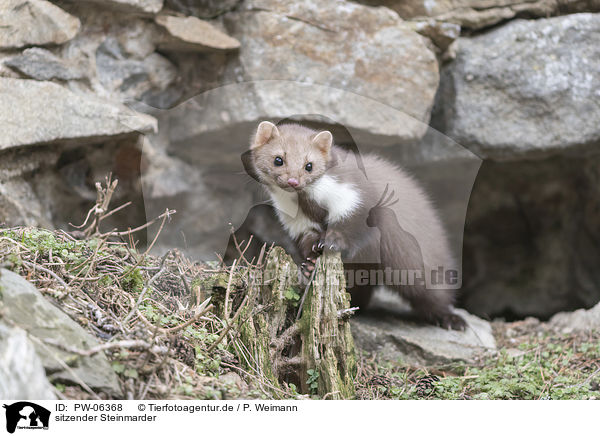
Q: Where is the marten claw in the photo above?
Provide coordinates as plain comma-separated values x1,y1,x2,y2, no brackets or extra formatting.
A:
311,242,324,254
438,313,467,331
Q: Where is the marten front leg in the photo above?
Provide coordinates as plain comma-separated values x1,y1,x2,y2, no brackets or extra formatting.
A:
298,228,349,278
322,228,348,253
297,231,325,278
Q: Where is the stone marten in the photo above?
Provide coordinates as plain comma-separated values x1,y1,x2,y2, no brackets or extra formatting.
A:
245,121,466,330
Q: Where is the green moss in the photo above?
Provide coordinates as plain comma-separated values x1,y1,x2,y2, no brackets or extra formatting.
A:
1,228,96,272
121,267,144,293
283,287,301,305
139,302,179,327
197,272,234,316
195,349,222,376
5,254,23,272
98,275,114,288
377,339,600,400
20,229,83,257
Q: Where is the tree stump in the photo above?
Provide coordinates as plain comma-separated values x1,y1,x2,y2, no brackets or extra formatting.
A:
225,247,357,399
298,249,357,399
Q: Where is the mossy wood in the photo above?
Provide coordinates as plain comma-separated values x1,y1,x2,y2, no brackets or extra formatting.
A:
216,247,357,399
299,249,357,399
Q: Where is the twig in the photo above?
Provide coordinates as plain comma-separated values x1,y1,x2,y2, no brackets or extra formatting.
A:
42,338,168,357
127,291,214,335
566,365,600,389
296,264,317,321
143,208,172,256
122,252,170,326
223,259,237,321
22,260,69,291
98,201,132,222
337,307,359,320
139,301,213,335
271,323,300,357
69,205,96,229
107,208,176,238
256,242,267,267
207,294,249,354
230,226,254,267
72,174,120,237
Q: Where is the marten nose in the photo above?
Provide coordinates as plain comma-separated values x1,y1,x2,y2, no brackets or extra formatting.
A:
287,177,299,188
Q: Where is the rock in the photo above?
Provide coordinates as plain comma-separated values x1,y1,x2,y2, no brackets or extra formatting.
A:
351,291,496,366
75,0,164,14
96,37,177,99
155,14,241,51
165,0,240,18
0,323,57,400
210,0,438,144
25,137,148,233
164,81,432,151
0,148,58,228
437,13,600,161
140,136,204,198
0,78,157,151
0,0,80,49
357,0,600,30
0,178,53,228
432,12,600,319
0,53,24,79
4,48,86,81
410,19,461,52
549,301,600,334
0,269,122,397
0,135,147,231
116,20,157,59
460,153,600,320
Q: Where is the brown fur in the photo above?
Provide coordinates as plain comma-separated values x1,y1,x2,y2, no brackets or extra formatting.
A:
249,122,466,330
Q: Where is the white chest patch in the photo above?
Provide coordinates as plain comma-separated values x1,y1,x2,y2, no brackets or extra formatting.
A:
267,175,361,239
306,175,362,223
267,185,315,239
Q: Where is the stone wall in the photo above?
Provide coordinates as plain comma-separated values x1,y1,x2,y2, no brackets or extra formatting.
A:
1,0,599,319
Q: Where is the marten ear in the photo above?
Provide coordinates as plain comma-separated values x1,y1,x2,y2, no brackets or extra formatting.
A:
252,121,280,149
312,131,332,156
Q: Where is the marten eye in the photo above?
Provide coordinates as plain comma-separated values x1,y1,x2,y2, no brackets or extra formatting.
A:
274,156,284,166
305,162,313,172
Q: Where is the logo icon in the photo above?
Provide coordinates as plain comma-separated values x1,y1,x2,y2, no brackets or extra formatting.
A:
2,402,50,433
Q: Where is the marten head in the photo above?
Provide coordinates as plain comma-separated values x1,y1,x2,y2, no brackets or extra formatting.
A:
248,121,333,191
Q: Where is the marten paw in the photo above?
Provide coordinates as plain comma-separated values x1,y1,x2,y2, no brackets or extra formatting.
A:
300,254,318,278
323,229,346,253
437,313,467,331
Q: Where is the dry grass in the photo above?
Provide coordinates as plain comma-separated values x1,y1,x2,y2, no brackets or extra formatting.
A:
0,176,294,400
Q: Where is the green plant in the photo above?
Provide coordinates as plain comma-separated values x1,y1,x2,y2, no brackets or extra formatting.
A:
307,369,319,394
